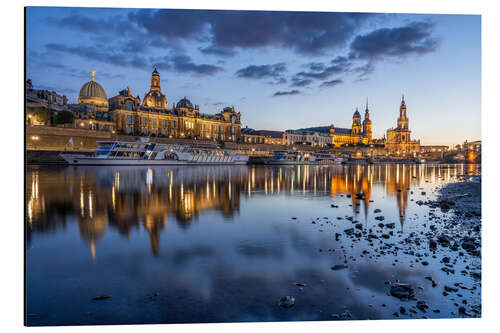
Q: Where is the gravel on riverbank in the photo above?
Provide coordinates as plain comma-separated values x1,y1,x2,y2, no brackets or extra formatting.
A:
438,177,481,214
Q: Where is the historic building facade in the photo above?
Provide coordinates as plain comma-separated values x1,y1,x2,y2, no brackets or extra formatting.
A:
285,102,373,147
329,102,372,147
26,79,69,126
284,129,332,147
242,128,285,145
385,96,420,155
68,67,242,141
109,67,242,141
69,70,115,131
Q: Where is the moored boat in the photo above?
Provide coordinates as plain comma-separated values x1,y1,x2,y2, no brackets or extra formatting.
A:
264,150,345,165
60,139,249,165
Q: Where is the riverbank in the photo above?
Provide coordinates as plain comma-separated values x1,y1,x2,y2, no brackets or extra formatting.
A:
437,176,481,222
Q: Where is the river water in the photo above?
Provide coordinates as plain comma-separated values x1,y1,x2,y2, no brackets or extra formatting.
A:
25,163,481,326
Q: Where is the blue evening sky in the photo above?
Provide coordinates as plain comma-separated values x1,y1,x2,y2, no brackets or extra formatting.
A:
26,7,480,145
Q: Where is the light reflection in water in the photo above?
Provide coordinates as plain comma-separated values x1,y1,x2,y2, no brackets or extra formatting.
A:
26,164,478,258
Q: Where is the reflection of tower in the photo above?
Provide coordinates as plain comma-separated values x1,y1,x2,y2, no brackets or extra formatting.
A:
143,215,166,255
327,165,372,217
385,164,411,229
361,165,372,221
77,213,108,261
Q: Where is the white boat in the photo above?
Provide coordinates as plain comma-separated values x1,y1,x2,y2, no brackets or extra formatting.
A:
311,152,346,165
264,150,344,165
60,139,249,166
263,150,309,165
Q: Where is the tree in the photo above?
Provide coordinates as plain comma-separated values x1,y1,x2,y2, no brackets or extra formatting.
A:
54,111,75,125
34,110,47,124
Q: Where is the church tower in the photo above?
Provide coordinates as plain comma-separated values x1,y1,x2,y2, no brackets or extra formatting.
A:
150,65,161,91
362,99,372,143
142,65,168,109
397,95,408,130
352,108,362,135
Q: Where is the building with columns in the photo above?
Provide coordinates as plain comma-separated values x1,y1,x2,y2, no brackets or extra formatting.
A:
68,67,242,141
385,96,420,156
109,67,242,141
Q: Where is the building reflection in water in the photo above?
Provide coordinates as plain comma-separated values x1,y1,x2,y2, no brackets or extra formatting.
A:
26,164,477,257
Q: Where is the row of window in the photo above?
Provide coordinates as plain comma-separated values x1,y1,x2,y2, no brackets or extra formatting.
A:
124,115,237,134
124,125,237,140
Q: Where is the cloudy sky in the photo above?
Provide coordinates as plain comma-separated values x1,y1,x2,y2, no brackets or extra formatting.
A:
26,7,480,145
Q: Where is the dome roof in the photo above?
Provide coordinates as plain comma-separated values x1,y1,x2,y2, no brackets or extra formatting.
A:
353,109,361,118
78,71,108,106
176,97,193,109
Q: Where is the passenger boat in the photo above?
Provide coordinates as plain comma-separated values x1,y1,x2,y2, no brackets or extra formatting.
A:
60,139,249,165
264,150,345,165
311,152,346,164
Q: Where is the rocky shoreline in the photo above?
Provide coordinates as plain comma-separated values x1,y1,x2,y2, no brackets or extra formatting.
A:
283,172,482,319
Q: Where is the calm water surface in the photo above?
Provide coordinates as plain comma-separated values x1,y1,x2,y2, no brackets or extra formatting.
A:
26,164,481,325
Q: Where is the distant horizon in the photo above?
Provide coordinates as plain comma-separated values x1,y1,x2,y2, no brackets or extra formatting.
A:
26,7,481,146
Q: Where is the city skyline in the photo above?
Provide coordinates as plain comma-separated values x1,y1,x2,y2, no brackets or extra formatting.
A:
26,7,481,145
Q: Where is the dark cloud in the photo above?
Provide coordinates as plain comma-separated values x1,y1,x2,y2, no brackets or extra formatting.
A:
45,43,149,69
293,21,438,83
235,63,286,81
290,78,313,87
353,61,376,79
47,14,141,36
306,62,326,72
273,89,300,97
295,63,349,80
319,79,343,88
45,43,222,77
349,21,439,60
122,38,152,53
128,9,209,41
170,55,224,76
331,55,351,66
270,77,287,85
198,45,237,57
130,10,374,56
42,10,439,85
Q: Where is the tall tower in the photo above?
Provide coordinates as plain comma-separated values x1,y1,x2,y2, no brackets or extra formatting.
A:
362,98,372,143
397,95,409,130
142,66,168,109
352,108,362,135
150,65,161,91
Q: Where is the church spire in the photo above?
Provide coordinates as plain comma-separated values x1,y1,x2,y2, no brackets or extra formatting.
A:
91,69,95,81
